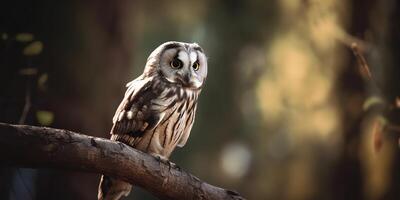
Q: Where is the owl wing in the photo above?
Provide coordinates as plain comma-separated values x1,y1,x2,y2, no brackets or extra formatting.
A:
110,76,161,139
177,122,193,148
177,102,197,148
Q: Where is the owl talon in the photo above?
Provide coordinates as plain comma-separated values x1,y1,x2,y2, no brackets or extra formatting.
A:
166,161,174,173
154,155,169,164
166,161,176,169
152,155,179,171
164,160,180,172
172,163,181,171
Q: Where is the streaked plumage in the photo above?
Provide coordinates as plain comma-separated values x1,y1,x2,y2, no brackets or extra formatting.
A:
98,41,207,200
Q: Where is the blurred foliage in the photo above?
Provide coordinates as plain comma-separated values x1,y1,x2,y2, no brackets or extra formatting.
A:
37,73,48,91
36,110,54,126
15,33,34,42
1,0,400,200
19,67,37,76
363,96,385,111
23,41,43,56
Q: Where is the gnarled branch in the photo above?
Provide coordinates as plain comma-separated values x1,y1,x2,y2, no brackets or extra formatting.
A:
0,123,244,200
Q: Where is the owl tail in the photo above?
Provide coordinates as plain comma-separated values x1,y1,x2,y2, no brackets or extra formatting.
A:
98,175,132,200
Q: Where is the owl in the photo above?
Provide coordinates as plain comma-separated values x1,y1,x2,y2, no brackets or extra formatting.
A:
98,41,207,200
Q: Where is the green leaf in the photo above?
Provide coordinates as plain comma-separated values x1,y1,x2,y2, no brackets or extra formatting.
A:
36,110,54,126
23,41,43,56
363,96,385,111
38,73,48,91
16,33,34,42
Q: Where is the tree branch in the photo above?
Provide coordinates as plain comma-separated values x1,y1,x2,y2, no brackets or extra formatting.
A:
0,122,244,200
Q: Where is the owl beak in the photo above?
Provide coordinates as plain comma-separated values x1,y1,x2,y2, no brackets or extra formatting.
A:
176,73,191,86
183,73,191,84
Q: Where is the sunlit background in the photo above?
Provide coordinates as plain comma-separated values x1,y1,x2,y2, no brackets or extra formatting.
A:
1,0,400,199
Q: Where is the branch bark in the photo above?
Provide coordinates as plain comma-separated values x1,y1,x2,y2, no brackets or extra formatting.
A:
0,123,244,200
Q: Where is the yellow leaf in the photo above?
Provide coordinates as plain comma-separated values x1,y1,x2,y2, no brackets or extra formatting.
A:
16,33,34,42
23,41,43,56
36,110,54,126
363,96,385,111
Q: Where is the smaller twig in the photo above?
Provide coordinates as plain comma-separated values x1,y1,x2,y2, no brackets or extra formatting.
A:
350,43,400,111
350,42,381,89
350,43,372,81
18,81,31,124
350,43,388,99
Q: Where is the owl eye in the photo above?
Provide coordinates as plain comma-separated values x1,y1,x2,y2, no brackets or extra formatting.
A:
170,58,182,69
192,62,200,71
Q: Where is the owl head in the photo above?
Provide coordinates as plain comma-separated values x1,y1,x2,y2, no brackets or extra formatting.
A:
144,41,207,89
